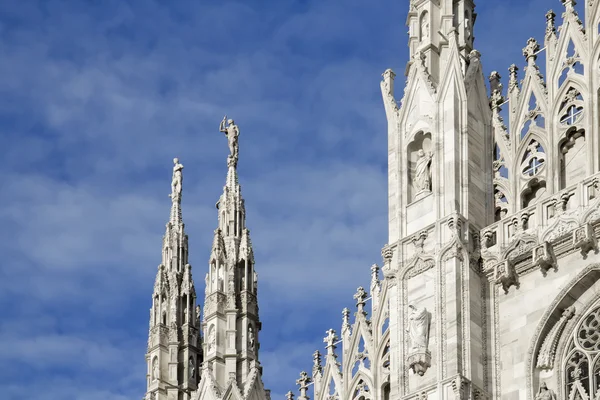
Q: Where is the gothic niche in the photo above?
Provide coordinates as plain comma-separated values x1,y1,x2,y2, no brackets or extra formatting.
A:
406,304,431,376
559,128,586,190
419,11,429,42
188,357,195,381
248,324,255,353
152,356,159,382
408,132,433,202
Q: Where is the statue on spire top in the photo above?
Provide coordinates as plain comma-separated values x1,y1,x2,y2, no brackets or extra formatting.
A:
170,157,184,199
219,115,240,166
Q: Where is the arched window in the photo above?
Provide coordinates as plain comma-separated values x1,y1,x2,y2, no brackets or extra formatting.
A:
563,302,600,399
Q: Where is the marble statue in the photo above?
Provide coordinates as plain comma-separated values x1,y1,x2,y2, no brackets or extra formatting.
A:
171,158,183,198
248,325,255,350
152,357,158,381
219,115,240,164
407,304,430,351
414,149,433,193
421,17,429,39
535,382,556,400
189,358,195,380
208,326,216,353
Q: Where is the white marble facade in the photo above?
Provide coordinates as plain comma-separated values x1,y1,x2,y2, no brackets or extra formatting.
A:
144,1,600,400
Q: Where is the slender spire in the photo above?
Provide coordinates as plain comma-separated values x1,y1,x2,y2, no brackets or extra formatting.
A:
203,117,266,395
145,157,200,400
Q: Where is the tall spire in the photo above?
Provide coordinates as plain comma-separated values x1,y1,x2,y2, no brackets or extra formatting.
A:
201,117,267,399
145,158,201,400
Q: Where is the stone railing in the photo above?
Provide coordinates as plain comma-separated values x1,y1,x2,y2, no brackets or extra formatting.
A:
481,172,600,292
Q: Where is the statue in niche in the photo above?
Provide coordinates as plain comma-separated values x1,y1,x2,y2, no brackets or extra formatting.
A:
421,17,429,40
170,158,184,198
188,358,195,381
195,305,201,324
535,382,556,400
208,326,216,352
407,304,430,351
414,149,434,194
219,115,240,164
152,357,159,381
465,13,472,40
248,325,255,350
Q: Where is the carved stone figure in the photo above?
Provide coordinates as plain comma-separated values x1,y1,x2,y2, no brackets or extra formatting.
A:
195,305,201,324
189,357,195,381
535,382,556,400
208,325,216,353
414,149,433,193
170,158,183,198
248,325,255,350
421,17,429,40
219,115,240,164
152,357,158,381
407,304,430,351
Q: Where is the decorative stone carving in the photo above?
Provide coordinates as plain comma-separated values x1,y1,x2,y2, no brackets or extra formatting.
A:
312,350,322,376
207,324,216,353
493,260,518,294
406,304,431,376
573,223,596,255
535,382,557,400
296,371,312,399
354,286,368,314
219,115,240,166
451,375,470,400
532,241,556,276
414,149,433,196
523,38,540,63
536,307,575,369
405,257,435,279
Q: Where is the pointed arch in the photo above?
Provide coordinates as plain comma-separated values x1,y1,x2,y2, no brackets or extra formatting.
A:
348,372,374,400
527,264,600,398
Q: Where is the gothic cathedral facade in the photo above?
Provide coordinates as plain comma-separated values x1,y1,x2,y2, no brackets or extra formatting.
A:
144,1,600,399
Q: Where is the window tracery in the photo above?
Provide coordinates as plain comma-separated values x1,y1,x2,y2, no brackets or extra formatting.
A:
563,302,600,399
521,141,546,177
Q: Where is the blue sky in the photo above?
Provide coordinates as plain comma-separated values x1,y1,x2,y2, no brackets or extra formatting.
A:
0,0,574,399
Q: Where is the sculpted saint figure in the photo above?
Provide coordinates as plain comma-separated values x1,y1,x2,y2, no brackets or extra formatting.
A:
208,326,216,352
535,382,556,400
189,358,195,380
219,115,240,163
152,357,158,381
407,304,430,351
171,158,183,198
414,149,433,193
248,325,255,350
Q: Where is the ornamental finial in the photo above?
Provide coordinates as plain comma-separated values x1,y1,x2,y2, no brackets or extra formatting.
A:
219,115,240,168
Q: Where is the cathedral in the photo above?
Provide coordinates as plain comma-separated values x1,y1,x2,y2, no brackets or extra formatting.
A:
143,1,600,399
